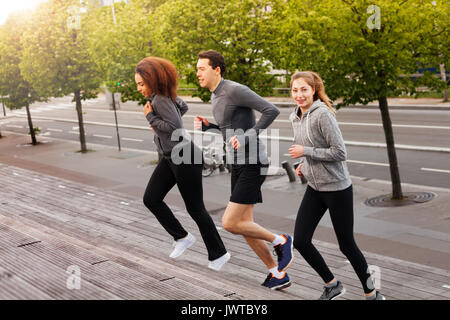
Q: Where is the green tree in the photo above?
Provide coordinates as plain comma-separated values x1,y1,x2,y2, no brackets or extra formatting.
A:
151,0,281,101
20,0,102,153
84,0,165,105
0,12,44,145
273,0,449,200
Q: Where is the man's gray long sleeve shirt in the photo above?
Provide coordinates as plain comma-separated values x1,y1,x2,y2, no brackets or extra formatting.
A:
202,79,280,165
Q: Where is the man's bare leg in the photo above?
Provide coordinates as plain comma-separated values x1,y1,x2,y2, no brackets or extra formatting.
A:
241,204,277,269
222,202,277,269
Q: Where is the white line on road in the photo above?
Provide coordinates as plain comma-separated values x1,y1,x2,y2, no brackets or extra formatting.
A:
281,157,390,167
159,113,450,129
121,137,144,142
68,131,79,135
93,134,112,139
47,128,63,132
6,125,23,128
421,168,450,174
15,115,450,152
339,122,450,130
254,116,450,130
347,160,389,167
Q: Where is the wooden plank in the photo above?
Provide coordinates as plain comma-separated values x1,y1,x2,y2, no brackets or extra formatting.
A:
0,266,53,300
22,240,227,300
0,246,120,299
2,165,449,300
313,241,450,297
0,222,39,248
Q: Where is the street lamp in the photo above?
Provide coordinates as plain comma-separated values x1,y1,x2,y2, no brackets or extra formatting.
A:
101,0,129,152
72,0,128,152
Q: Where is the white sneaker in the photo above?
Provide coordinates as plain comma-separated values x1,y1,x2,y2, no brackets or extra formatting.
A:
169,233,196,259
208,252,231,271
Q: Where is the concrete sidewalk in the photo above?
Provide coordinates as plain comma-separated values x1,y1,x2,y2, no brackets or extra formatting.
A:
1,131,450,296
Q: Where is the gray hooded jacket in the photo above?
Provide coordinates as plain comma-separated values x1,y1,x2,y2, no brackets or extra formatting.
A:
146,94,189,158
289,99,352,191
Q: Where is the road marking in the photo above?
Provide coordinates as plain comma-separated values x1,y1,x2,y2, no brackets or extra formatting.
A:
347,160,389,167
93,134,112,139
58,185,66,189
120,201,129,206
281,157,389,167
86,193,95,196
254,117,450,129
339,122,450,130
14,115,450,152
68,131,79,135
421,168,450,174
47,128,63,132
122,137,144,142
6,125,23,128
443,285,450,289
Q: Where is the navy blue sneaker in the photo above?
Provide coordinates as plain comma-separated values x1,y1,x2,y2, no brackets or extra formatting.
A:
274,234,294,272
261,272,291,290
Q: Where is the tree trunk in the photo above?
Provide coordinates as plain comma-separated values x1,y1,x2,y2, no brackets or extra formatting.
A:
74,90,87,153
439,64,448,102
25,103,37,145
378,96,403,200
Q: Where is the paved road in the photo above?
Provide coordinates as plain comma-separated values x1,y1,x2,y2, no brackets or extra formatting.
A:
2,97,450,189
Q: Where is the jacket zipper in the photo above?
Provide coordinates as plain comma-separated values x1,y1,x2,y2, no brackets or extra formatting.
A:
303,110,319,190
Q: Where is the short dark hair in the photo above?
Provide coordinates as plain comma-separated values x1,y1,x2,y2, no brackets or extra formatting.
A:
198,50,226,76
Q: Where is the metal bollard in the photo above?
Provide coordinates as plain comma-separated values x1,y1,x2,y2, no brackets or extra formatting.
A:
282,161,296,182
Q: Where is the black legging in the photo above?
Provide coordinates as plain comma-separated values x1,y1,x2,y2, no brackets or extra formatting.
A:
293,185,374,294
143,157,227,261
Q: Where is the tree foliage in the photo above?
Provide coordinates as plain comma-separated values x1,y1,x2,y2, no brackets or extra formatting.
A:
151,0,281,101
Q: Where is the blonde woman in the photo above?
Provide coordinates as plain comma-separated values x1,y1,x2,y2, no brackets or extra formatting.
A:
288,71,385,300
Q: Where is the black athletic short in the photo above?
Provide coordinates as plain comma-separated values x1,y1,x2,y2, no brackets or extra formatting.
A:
230,164,268,204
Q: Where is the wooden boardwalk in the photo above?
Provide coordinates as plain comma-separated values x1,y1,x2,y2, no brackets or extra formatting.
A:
0,163,449,300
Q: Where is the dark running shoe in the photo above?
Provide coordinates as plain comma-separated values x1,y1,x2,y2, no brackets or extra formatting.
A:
274,234,294,272
319,281,346,300
261,272,292,290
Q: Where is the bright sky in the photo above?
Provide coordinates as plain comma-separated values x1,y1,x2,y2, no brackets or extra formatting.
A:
0,0,48,26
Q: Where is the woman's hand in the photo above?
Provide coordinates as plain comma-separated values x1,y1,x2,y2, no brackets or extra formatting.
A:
289,144,304,158
194,116,209,130
296,163,304,178
143,101,153,116
229,135,241,150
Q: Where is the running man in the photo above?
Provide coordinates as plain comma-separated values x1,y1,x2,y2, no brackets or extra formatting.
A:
194,50,293,289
